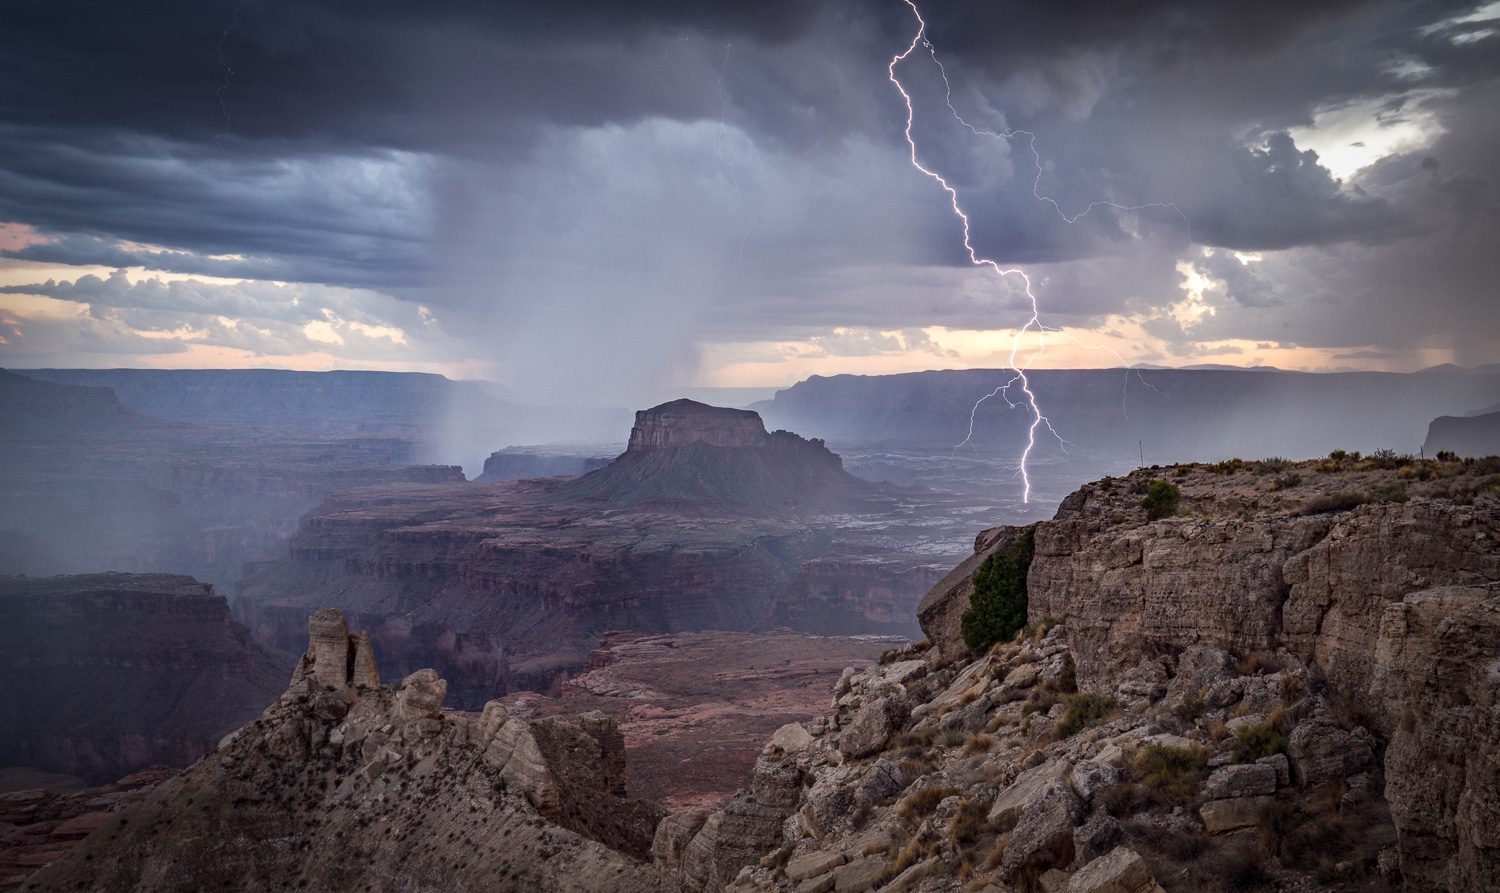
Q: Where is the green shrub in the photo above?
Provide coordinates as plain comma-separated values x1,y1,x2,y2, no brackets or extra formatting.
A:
1141,480,1181,520
960,529,1034,652
1056,693,1119,738
1231,720,1287,763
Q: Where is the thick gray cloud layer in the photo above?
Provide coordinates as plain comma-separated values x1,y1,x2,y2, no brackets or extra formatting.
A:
1,0,1497,392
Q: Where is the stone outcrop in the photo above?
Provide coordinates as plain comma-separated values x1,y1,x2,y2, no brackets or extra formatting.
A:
654,741,808,890
23,610,671,892
1376,585,1500,891
0,573,291,783
294,609,382,691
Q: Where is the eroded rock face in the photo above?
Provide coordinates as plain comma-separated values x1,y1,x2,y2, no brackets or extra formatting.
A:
1376,585,1500,892
23,610,671,893
0,573,290,783
1024,469,1499,707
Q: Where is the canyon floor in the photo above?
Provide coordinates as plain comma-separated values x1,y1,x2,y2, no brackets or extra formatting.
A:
513,630,903,809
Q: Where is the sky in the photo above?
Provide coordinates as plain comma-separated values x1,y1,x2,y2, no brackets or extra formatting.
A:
0,0,1497,403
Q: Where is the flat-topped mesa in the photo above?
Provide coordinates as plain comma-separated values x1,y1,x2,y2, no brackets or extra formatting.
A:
626,399,769,451
556,400,866,516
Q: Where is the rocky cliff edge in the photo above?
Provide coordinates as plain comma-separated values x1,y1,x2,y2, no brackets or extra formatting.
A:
661,455,1499,892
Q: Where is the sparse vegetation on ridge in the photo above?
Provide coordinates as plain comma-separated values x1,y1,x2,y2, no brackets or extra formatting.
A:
1140,480,1181,520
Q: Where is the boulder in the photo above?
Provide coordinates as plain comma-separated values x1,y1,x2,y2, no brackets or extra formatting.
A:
832,854,885,893
786,850,846,883
1070,761,1120,803
770,722,815,754
1073,813,1124,864
1068,846,1166,893
881,856,939,892
1286,714,1374,787
1199,795,1272,834
1200,763,1277,800
988,759,1072,828
396,669,447,721
1165,645,1233,700
1001,781,1083,877
1256,753,1290,787
839,695,908,759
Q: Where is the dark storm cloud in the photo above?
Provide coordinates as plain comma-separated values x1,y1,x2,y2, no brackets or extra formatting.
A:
0,0,836,151
0,124,430,287
1,0,1498,376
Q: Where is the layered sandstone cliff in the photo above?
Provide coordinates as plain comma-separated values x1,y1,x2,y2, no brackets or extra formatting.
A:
23,610,671,892
0,573,291,782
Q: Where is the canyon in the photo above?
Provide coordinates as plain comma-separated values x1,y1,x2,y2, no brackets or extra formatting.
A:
234,400,949,705
21,454,1500,891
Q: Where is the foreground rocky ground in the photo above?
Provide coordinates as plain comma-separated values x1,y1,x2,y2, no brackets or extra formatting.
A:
23,610,672,892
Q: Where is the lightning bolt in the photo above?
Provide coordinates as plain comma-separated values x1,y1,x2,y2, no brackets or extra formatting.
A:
889,0,1053,503
926,43,1192,235
213,0,245,151
891,0,1188,501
